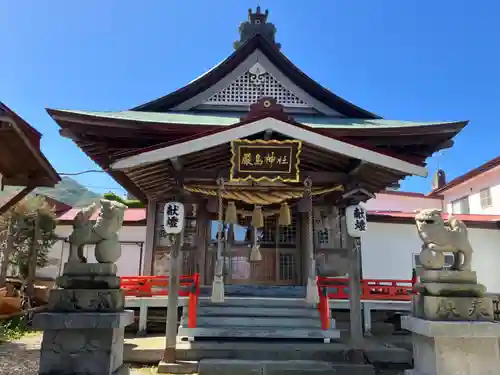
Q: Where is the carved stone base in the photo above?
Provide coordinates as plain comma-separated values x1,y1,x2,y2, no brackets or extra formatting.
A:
63,262,118,276
412,295,494,321
417,269,478,284
402,316,500,375
57,274,121,289
33,311,134,375
48,289,125,312
415,282,486,297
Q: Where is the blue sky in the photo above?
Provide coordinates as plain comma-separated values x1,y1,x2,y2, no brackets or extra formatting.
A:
1,1,498,196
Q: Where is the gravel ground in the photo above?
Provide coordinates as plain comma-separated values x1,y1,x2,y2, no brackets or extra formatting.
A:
0,334,158,375
0,334,42,375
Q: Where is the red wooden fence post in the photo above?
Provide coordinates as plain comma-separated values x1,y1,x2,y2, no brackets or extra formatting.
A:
320,286,330,330
187,274,199,328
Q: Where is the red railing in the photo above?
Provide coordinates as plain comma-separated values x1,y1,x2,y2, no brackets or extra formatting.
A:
120,274,200,328
317,277,416,301
119,274,418,330
316,276,417,330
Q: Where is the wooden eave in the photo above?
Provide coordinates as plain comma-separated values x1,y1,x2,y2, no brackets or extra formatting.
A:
0,104,61,215
130,34,381,119
0,106,60,188
47,108,467,164
120,140,410,202
46,107,467,203
109,110,427,200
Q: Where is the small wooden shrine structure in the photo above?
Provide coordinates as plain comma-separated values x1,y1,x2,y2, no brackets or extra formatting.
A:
0,102,61,215
47,7,468,340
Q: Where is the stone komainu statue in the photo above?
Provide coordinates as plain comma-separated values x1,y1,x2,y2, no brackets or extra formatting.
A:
68,199,127,264
415,209,473,271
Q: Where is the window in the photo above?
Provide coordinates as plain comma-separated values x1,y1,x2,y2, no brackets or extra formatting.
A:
480,188,492,209
451,196,470,214
413,253,454,269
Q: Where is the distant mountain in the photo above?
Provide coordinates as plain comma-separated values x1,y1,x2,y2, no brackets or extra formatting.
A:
35,176,101,207
0,177,101,208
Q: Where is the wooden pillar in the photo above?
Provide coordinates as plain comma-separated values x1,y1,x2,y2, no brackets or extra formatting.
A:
162,228,183,363
195,203,208,285
305,197,318,304
299,212,308,285
142,200,157,276
210,181,225,302
343,213,363,345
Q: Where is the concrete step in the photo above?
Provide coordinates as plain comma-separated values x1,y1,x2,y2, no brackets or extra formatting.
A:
180,315,324,329
177,326,341,341
198,359,375,375
189,306,320,318
198,298,312,309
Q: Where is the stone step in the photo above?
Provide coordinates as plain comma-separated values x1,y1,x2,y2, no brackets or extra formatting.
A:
176,341,354,361
200,285,306,299
189,306,320,318
177,326,341,341
198,359,375,375
180,315,325,329
198,298,312,309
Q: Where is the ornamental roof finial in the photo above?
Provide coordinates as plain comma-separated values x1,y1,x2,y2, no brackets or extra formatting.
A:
234,7,280,50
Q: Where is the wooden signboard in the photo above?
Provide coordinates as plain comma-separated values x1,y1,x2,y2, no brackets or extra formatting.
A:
230,139,302,183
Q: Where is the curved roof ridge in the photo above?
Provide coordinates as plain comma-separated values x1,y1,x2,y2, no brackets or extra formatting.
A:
130,34,381,119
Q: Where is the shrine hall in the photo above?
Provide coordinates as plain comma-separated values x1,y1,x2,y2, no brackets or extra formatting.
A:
46,7,468,346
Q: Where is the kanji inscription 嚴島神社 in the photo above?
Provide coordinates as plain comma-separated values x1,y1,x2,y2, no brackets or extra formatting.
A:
230,139,301,182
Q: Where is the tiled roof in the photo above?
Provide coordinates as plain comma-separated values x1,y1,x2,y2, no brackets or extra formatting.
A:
50,109,463,130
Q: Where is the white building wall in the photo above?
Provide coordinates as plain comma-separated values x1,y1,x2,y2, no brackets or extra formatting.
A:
362,222,500,293
365,193,442,212
361,223,420,281
36,225,147,279
443,166,500,214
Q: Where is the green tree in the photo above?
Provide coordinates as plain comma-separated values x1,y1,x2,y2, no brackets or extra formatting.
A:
0,196,58,286
103,192,145,208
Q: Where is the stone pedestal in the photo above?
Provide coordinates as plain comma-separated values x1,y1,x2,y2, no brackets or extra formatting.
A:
33,262,134,375
402,316,500,375
413,269,494,322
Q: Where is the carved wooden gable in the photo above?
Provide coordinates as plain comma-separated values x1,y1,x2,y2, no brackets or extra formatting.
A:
204,62,312,109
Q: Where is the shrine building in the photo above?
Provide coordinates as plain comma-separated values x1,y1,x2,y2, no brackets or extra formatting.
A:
47,8,467,297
